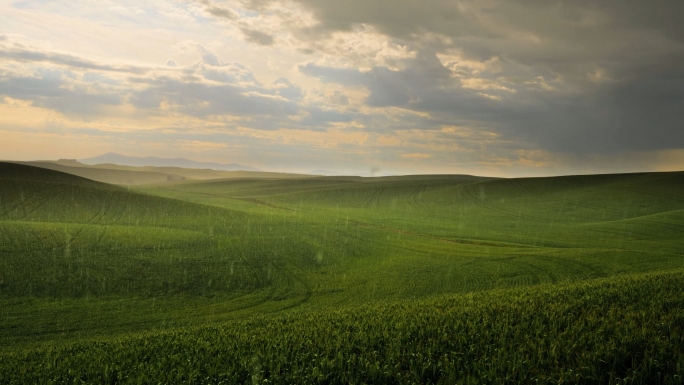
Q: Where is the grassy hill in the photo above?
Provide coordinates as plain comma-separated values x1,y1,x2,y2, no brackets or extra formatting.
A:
13,160,314,185
1,162,683,382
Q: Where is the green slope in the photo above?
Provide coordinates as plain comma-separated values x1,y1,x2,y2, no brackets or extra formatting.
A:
0,163,325,345
3,271,683,384
13,161,184,185
1,162,684,379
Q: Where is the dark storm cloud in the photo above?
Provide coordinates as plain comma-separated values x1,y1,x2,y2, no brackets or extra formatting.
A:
301,47,684,153
515,66,684,153
301,51,502,119
284,0,684,154
255,0,684,50
4,0,681,157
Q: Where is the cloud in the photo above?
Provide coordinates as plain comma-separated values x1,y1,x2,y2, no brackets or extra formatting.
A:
272,0,482,41
125,51,303,119
0,43,149,74
179,0,679,155
240,28,275,45
273,78,303,101
0,68,123,115
0,36,370,132
3,0,684,175
0,41,303,123
329,90,349,105
135,77,300,118
401,153,432,159
299,50,484,113
194,0,278,46
299,43,684,154
196,0,237,20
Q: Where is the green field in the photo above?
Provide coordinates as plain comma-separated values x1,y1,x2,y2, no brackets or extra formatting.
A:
1,162,684,383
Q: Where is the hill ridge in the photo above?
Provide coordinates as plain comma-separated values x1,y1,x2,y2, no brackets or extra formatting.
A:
80,152,261,172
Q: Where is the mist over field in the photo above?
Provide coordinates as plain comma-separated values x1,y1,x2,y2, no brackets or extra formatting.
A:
1,1,684,383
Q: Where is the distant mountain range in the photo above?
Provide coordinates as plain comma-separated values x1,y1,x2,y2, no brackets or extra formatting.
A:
80,153,260,172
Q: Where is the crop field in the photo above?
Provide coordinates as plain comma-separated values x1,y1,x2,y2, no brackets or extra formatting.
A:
1,161,684,383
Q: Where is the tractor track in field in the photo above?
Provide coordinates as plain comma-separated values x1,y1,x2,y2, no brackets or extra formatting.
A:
1,180,32,219
268,267,312,311
406,184,428,208
361,186,385,207
512,259,560,284
217,266,312,314
329,189,348,206
456,254,606,289
0,181,66,220
349,219,533,248
92,222,110,247
527,254,608,280
13,192,42,220
111,190,130,224
68,190,120,246
32,223,64,251
20,186,72,221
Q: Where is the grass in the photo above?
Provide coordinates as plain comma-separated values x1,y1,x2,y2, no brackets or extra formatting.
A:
2,271,683,384
1,162,683,382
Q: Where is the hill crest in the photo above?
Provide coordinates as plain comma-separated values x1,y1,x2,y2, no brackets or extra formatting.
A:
80,152,260,172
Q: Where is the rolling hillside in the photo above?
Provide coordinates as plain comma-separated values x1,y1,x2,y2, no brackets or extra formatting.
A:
1,162,684,382
13,160,313,185
80,152,260,172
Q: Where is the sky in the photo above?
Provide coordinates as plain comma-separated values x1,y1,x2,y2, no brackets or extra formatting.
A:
0,0,683,176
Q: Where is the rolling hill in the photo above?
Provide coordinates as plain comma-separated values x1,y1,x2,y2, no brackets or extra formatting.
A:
1,162,683,382
80,152,260,171
13,159,314,185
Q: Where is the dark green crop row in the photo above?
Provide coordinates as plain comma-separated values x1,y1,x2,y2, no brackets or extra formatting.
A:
2,271,683,384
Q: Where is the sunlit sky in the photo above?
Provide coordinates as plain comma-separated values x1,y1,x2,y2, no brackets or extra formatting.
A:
1,1,683,176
